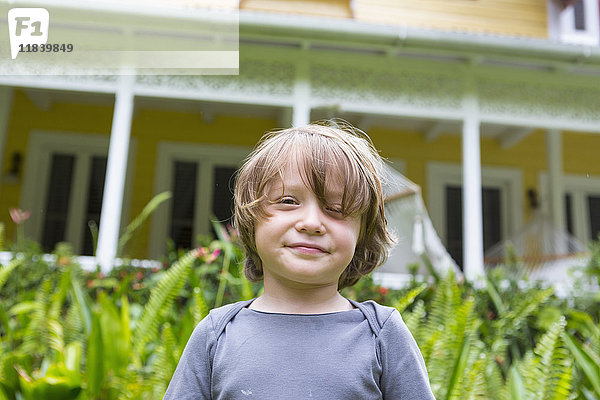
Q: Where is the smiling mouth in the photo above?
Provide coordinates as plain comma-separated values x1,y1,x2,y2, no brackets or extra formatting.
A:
286,244,328,254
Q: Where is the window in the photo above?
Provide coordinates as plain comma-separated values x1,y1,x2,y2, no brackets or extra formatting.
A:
549,0,600,45
427,163,523,268
150,142,250,257
444,185,503,267
21,132,134,255
541,173,600,243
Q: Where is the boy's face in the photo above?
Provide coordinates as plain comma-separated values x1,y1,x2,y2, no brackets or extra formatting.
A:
254,162,361,290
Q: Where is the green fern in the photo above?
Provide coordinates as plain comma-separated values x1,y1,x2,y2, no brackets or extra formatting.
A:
393,283,427,314
190,286,209,325
404,300,426,341
132,248,198,357
150,323,180,399
0,258,22,293
519,317,572,400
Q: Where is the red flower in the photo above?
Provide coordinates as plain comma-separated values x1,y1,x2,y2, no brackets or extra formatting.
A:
378,287,389,296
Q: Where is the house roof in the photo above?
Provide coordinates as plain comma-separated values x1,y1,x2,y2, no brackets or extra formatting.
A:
239,10,600,68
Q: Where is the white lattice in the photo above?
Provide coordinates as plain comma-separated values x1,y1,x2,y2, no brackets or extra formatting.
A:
310,62,463,110
136,57,295,100
478,78,600,125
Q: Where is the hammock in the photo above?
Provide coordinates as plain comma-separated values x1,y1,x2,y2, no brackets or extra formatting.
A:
378,163,460,279
484,210,589,283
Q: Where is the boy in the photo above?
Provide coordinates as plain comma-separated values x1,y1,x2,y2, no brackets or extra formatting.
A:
164,122,435,399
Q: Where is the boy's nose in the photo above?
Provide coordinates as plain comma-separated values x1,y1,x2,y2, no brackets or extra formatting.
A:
295,203,326,234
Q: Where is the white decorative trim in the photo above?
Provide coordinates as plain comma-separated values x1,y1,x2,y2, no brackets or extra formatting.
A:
149,142,251,258
559,0,600,46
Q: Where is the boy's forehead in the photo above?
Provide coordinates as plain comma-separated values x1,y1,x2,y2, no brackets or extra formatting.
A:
267,161,345,196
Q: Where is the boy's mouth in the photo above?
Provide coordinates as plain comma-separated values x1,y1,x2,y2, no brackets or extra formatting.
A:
286,243,329,253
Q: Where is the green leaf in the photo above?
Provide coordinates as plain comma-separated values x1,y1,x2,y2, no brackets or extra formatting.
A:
508,365,526,400
85,312,104,397
117,191,171,256
98,292,130,373
563,333,600,396
70,277,92,336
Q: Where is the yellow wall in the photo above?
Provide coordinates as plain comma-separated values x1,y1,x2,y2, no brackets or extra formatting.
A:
3,95,599,258
0,90,113,245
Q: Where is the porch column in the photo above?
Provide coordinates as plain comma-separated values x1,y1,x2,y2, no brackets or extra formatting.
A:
546,129,564,231
462,89,485,281
0,87,14,199
96,75,135,273
292,48,310,126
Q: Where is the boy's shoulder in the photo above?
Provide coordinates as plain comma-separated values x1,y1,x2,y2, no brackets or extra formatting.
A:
206,299,254,337
348,299,399,337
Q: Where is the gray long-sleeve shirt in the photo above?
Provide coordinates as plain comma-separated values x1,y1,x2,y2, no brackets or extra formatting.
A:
164,299,435,399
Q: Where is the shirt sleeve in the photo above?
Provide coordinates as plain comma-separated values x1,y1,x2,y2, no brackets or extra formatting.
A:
163,315,216,400
378,310,436,400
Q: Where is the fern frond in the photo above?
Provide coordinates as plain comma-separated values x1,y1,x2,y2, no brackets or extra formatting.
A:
133,248,198,356
393,283,427,314
63,305,84,347
18,280,52,356
149,323,179,399
190,286,209,325
0,258,22,293
404,300,425,342
520,317,573,400
497,287,554,338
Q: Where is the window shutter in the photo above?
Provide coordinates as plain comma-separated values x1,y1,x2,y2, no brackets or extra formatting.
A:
42,154,75,252
170,161,198,250
211,166,237,227
82,156,107,256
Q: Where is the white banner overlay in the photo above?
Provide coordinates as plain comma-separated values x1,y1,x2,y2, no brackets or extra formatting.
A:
1,4,239,75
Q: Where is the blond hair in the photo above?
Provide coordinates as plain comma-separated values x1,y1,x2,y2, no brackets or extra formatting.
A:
233,121,394,289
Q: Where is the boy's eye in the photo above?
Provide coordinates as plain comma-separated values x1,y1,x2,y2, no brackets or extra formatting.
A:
279,197,297,205
326,206,342,214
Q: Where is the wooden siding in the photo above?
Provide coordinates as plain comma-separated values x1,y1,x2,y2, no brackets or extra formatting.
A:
240,0,352,18
353,0,549,38
237,0,548,38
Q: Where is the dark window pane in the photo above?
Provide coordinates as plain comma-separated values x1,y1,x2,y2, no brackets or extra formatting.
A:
482,188,502,251
170,161,197,250
565,193,574,235
574,0,586,30
588,195,600,241
211,166,237,227
42,154,75,252
82,156,107,256
445,185,463,268
445,185,503,269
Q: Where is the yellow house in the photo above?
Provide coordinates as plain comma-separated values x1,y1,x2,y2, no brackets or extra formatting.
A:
0,0,599,281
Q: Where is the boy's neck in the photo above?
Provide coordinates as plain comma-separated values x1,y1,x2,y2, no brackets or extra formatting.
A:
249,278,354,314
